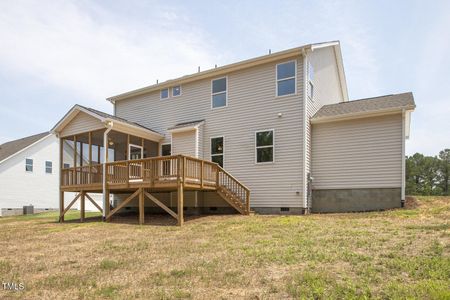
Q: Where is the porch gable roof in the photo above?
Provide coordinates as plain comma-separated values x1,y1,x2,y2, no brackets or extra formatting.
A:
51,105,164,141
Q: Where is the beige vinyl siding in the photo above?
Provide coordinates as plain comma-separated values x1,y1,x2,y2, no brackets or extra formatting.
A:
311,114,403,189
197,125,204,159
60,112,104,137
172,130,196,157
304,47,346,206
116,57,305,208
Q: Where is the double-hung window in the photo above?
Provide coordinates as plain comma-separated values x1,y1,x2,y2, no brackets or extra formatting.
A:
160,88,169,99
25,158,33,172
211,137,224,167
256,130,274,163
172,85,181,97
211,77,227,108
45,161,52,174
276,61,296,96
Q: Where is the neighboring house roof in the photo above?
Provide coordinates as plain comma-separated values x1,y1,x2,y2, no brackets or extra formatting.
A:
51,105,164,140
311,92,416,123
0,132,51,163
167,120,205,132
107,41,348,102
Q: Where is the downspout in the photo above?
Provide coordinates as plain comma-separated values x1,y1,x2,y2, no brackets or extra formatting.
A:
401,109,406,207
102,121,113,219
302,49,309,214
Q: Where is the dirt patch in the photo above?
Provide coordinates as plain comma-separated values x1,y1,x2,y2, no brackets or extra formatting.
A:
404,196,419,209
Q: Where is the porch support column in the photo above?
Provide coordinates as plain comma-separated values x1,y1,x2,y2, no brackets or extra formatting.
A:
88,131,92,182
59,137,64,223
102,123,113,220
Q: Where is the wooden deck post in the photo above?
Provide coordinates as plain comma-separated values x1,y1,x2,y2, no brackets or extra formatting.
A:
177,180,184,226
177,155,184,226
104,188,110,221
139,188,144,225
80,191,85,222
59,191,64,223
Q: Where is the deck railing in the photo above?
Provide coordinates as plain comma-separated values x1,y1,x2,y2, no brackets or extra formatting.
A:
61,155,250,212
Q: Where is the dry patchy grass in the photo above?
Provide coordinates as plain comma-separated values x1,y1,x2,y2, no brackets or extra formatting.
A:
0,196,449,299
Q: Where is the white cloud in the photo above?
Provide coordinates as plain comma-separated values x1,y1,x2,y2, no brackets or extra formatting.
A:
0,1,217,106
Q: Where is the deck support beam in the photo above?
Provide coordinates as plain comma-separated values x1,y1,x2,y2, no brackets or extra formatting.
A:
144,191,178,220
85,193,103,213
106,188,140,220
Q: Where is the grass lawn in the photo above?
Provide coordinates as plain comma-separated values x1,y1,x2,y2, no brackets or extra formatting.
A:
0,196,449,299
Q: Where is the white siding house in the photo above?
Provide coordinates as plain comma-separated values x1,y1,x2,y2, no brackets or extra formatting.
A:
0,133,102,216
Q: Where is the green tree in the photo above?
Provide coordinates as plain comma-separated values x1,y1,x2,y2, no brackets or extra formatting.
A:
438,149,450,195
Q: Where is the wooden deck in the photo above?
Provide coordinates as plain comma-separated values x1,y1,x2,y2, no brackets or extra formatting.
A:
59,155,250,225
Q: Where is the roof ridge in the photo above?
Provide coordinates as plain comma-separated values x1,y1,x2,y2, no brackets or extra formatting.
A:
0,131,49,148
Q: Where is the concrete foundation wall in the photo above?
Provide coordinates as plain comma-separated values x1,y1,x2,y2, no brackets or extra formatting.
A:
312,188,401,213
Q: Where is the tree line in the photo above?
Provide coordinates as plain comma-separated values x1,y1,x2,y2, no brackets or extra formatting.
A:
406,149,449,195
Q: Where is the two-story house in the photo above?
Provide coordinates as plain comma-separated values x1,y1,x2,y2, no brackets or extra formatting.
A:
51,41,415,225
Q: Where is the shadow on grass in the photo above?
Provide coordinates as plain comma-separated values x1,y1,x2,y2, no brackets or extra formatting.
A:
60,212,214,226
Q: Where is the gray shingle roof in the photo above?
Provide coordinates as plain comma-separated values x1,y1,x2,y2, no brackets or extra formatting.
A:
168,120,205,130
312,92,415,120
76,105,162,135
0,132,50,162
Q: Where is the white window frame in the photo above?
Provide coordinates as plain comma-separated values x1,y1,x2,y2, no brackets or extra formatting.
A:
275,60,297,97
128,144,143,160
172,85,182,97
255,129,275,164
211,76,228,109
160,88,169,100
25,158,33,172
63,163,70,169
210,136,224,167
45,161,52,174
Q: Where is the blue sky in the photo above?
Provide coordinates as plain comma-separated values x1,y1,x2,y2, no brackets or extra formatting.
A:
0,0,449,155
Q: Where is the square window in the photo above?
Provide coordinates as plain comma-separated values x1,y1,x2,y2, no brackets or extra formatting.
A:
172,86,181,97
160,88,169,99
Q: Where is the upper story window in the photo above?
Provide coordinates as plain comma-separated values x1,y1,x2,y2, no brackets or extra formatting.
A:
211,77,227,108
276,61,296,96
211,137,224,167
255,130,274,163
160,88,169,99
63,163,70,169
45,161,52,174
172,86,181,97
25,158,33,172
